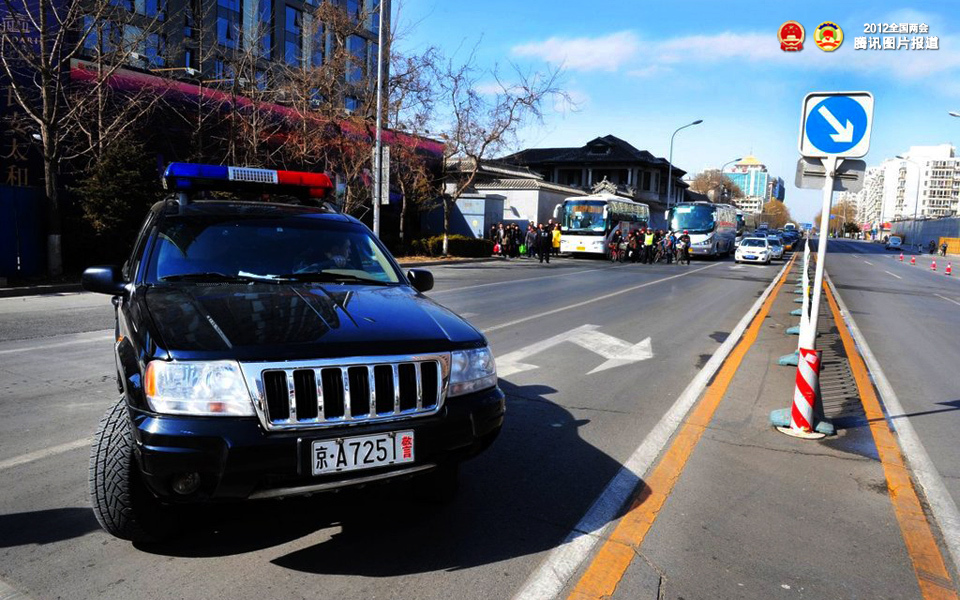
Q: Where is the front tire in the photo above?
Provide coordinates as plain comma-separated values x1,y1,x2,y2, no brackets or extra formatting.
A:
89,397,178,543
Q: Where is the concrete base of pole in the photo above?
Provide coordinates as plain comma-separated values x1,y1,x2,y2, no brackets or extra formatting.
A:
790,308,803,316
778,352,800,366
769,408,836,436
792,289,804,295
786,326,801,335
793,297,804,303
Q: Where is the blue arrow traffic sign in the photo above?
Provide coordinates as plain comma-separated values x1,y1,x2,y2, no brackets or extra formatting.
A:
799,92,874,158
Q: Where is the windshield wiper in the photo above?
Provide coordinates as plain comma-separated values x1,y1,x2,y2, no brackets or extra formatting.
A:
160,272,280,283
272,272,392,285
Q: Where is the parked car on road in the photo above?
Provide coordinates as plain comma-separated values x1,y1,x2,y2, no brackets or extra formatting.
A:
81,163,505,543
885,236,903,250
735,238,772,264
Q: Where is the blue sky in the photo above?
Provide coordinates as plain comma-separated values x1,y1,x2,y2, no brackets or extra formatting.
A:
393,0,960,222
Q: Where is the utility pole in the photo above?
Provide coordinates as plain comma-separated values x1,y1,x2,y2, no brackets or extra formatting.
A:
372,0,386,237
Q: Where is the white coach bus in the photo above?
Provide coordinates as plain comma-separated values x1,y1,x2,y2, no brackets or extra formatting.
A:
554,194,650,258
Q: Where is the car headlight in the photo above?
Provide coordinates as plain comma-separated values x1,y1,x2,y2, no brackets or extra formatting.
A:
449,347,497,397
144,360,255,416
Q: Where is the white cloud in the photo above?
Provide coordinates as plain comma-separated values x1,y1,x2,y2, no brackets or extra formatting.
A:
511,31,640,72
626,64,674,78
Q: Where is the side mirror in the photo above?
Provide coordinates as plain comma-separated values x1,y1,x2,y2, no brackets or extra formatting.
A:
81,265,127,296
407,269,434,293
664,210,669,220
553,204,561,219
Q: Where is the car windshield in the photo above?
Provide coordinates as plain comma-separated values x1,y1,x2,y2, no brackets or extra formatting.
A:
670,205,715,233
889,236,901,243
146,214,401,284
741,239,766,248
767,237,783,246
562,201,607,233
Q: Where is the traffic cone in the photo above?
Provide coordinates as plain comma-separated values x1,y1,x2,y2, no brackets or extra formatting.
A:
931,259,937,272
910,256,916,266
899,252,903,262
947,263,953,276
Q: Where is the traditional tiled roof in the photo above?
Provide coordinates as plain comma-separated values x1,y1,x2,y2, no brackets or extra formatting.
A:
499,135,685,176
473,177,633,198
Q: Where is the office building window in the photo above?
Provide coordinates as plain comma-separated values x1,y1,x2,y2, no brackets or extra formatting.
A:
145,0,166,20
217,0,242,49
285,6,302,66
258,0,272,58
346,34,365,83
144,32,166,67
311,22,324,67
642,171,651,191
346,0,360,21
345,95,360,112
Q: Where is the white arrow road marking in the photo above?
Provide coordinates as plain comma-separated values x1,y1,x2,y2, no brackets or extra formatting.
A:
818,105,854,143
496,324,653,378
568,328,654,374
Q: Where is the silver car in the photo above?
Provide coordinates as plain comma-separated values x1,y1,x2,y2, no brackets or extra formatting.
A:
766,235,785,260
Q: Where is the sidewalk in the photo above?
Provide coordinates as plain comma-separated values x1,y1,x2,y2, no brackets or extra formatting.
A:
603,258,958,599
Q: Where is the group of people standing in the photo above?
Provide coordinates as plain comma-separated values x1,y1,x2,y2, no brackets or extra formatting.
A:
490,221,561,264
610,227,691,265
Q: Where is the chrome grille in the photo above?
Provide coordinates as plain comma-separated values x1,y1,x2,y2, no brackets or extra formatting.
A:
241,354,448,431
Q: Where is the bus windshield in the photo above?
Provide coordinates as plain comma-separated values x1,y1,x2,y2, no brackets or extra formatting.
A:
562,200,607,233
670,204,716,233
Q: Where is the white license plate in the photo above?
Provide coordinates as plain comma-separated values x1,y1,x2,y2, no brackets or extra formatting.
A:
311,431,414,475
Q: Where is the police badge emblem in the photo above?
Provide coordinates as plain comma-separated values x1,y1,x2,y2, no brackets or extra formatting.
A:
778,21,805,51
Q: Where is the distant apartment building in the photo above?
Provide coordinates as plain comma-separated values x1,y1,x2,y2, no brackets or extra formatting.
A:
878,145,960,222
724,155,770,214
767,176,785,202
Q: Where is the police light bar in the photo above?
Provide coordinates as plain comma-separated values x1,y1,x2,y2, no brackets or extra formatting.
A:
162,162,333,200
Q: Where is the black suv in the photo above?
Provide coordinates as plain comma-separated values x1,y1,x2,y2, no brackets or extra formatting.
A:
82,186,504,542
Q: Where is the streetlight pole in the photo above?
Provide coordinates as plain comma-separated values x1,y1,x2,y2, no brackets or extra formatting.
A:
718,157,741,203
666,119,703,210
896,155,922,252
372,0,386,237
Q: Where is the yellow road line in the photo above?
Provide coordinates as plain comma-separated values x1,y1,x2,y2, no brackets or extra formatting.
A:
567,254,796,600
825,283,959,600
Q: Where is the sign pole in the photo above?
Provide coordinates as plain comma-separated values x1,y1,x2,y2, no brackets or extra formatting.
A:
801,155,839,349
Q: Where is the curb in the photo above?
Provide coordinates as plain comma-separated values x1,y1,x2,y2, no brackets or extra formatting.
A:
396,256,506,268
0,283,83,299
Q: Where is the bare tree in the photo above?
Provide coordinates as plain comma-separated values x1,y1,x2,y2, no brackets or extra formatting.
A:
690,169,744,203
434,53,566,255
761,199,794,230
388,46,439,244
0,0,163,274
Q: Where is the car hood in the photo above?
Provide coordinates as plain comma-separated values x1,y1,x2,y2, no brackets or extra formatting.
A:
143,283,484,360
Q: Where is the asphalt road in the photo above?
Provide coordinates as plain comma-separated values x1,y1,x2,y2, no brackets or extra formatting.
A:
824,238,960,514
0,253,784,600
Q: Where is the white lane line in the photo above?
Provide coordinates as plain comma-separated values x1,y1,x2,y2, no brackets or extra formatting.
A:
512,260,791,600
484,264,718,334
0,438,90,471
827,275,960,579
884,270,903,280
0,330,113,356
431,265,618,295
863,260,874,265
935,293,960,307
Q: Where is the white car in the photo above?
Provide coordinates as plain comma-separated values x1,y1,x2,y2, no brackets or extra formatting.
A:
735,238,772,264
885,236,902,250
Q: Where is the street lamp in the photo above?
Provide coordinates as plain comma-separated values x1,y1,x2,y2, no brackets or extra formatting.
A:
896,154,923,252
666,119,703,209
717,157,741,203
